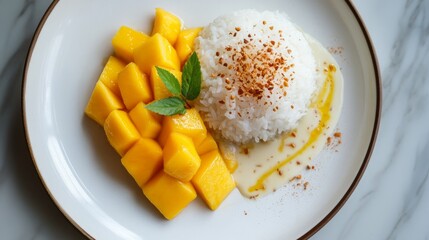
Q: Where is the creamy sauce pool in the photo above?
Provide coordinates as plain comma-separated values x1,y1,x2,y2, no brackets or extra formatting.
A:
218,36,344,198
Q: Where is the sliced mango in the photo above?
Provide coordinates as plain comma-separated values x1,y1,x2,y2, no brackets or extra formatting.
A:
163,132,201,182
196,133,218,155
174,27,202,66
191,150,235,210
121,138,163,187
129,102,161,138
150,66,182,100
158,108,207,147
133,33,180,76
152,8,182,45
85,81,124,126
143,171,196,220
98,56,126,97
223,157,238,174
112,26,149,63
104,110,140,156
219,144,239,173
117,62,153,110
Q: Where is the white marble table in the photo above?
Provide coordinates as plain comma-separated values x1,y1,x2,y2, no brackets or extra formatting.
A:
1,0,427,239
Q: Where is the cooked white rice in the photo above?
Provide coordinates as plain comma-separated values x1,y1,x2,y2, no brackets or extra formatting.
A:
195,9,317,143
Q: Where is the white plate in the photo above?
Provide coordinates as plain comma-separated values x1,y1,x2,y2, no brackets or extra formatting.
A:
23,0,381,239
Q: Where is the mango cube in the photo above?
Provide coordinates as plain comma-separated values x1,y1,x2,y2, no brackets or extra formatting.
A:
219,144,238,173
98,56,126,97
121,138,163,187
174,28,202,65
223,157,238,174
197,133,218,155
143,171,196,220
150,66,182,100
112,26,149,63
158,108,207,147
129,102,161,138
133,33,180,76
104,110,140,156
191,150,235,210
163,133,201,182
85,81,124,126
152,8,182,45
117,62,153,110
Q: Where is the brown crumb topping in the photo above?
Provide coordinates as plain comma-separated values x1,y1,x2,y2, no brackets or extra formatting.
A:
249,195,259,200
327,130,343,149
303,182,309,190
328,46,344,55
213,21,297,114
306,165,315,170
289,175,302,182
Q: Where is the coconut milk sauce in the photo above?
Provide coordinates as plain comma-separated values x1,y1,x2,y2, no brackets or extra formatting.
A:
219,36,344,198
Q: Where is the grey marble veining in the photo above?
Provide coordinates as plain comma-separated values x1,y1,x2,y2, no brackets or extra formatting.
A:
1,0,428,239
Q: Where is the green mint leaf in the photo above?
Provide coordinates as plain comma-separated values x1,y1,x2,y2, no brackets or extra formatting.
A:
145,97,186,116
156,66,181,96
181,52,202,100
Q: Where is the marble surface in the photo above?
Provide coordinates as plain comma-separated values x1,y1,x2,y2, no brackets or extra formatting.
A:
0,0,428,239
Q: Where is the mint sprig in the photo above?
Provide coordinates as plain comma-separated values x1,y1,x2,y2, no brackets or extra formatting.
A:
145,97,186,115
181,52,202,100
145,52,202,116
155,67,181,96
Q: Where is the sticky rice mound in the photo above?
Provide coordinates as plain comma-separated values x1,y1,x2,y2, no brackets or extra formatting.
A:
195,9,317,143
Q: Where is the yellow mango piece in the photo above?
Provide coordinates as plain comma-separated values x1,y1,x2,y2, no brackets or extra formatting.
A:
163,132,201,182
129,102,161,138
85,81,124,126
174,28,202,66
104,110,140,156
158,108,207,147
222,156,238,174
143,171,196,220
197,133,218,155
121,138,163,187
117,62,153,110
219,144,238,173
133,33,180,76
112,26,149,63
150,66,182,100
152,8,182,45
98,56,126,97
191,150,235,210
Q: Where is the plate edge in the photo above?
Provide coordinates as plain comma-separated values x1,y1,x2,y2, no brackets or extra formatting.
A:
20,1,383,239
298,0,382,239
21,0,94,239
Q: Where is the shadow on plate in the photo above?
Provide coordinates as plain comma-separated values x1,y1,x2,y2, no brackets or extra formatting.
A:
81,114,164,220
